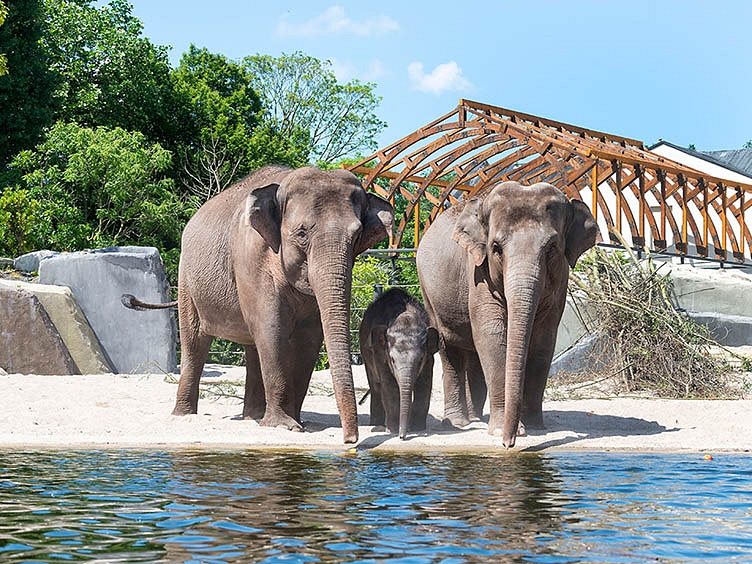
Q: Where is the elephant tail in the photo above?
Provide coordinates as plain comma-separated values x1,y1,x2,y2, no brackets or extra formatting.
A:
121,294,178,311
357,388,371,406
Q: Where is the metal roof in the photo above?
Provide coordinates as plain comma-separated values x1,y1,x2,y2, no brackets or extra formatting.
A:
703,149,752,178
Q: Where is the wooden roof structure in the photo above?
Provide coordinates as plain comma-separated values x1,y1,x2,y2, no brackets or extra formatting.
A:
348,99,752,264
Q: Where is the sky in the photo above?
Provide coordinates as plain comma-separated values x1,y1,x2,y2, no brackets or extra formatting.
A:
124,0,752,153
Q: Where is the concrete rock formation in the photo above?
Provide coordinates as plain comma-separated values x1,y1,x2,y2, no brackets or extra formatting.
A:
14,250,59,274
0,281,78,375
39,247,177,374
0,279,113,374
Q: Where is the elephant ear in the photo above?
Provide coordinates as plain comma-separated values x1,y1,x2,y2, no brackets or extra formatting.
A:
245,183,281,253
368,324,388,348
565,199,600,268
452,198,487,267
356,193,394,255
426,327,440,356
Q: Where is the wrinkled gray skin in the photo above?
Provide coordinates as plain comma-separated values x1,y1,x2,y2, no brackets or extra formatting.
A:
416,181,598,447
175,165,393,444
359,288,439,439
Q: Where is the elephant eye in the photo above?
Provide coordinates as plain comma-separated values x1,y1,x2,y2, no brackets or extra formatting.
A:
291,226,308,244
492,241,502,256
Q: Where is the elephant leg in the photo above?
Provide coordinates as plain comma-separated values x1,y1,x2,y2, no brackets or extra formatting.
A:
369,388,386,429
472,316,507,437
255,327,303,432
410,357,433,432
382,376,401,435
522,319,558,430
173,294,212,415
440,344,470,428
363,357,386,428
290,321,324,424
464,351,487,421
242,345,265,420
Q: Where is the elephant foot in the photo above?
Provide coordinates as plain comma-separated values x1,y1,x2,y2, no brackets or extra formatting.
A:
242,406,265,421
488,412,503,436
521,412,545,430
171,403,197,416
259,411,303,432
488,424,504,437
442,413,471,429
517,421,527,437
371,425,387,432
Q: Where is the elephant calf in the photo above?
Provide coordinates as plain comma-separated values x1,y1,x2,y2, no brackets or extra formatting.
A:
359,288,439,439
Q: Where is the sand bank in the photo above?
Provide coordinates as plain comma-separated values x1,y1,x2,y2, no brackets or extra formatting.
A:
1,365,750,453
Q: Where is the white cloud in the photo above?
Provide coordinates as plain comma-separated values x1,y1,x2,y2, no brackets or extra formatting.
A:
407,61,472,95
330,58,389,82
276,6,399,37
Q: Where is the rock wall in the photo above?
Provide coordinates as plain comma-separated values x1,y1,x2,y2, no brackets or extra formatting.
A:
0,281,78,375
38,247,177,374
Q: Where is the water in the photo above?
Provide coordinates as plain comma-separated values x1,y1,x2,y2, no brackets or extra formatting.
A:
0,450,751,563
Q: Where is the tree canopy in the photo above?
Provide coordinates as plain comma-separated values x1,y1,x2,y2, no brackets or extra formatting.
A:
7,122,184,254
0,0,59,166
41,0,180,146
245,52,386,164
0,0,388,279
0,1,8,75
172,45,307,201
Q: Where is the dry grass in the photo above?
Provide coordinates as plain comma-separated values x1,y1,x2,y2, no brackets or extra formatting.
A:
563,233,749,399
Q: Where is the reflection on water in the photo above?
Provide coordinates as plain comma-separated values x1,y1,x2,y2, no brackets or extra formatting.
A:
0,450,751,562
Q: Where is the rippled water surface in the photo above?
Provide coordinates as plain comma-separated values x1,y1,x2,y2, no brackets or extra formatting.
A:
1,450,751,562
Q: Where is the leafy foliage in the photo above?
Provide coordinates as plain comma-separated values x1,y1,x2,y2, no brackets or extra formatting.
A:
0,1,8,76
0,188,42,255
568,241,738,398
172,45,307,201
0,0,59,166
10,122,186,252
41,0,179,146
244,52,386,165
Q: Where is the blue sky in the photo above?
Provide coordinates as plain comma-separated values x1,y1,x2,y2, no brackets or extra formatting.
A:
126,0,752,152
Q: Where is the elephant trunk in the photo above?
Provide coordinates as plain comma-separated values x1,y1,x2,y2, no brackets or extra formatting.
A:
501,267,542,448
398,371,413,440
310,241,358,444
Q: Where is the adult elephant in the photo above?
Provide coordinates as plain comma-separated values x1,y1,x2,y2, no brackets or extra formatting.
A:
174,165,393,444
416,181,598,447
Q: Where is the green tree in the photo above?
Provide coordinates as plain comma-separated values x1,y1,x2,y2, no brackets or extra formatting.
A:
0,0,59,167
244,52,386,165
10,122,185,253
0,188,42,255
41,0,180,146
172,45,307,200
0,1,8,75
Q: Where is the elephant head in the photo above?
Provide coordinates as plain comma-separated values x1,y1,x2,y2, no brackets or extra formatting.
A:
453,181,598,447
369,320,439,439
246,167,393,443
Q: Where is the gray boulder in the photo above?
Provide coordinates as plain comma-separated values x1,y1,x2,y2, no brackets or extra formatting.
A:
39,247,177,374
0,282,78,375
14,250,59,273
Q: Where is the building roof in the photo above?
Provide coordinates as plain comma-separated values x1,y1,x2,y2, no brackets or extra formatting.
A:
703,149,752,178
648,140,752,181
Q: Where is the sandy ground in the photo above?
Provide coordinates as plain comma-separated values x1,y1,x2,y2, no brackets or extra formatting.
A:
2,363,751,453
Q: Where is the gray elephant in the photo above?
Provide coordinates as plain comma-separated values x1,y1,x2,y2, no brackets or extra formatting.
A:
416,181,598,447
161,165,392,444
359,288,439,439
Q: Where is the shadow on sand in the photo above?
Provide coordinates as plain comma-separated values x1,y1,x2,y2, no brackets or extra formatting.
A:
520,409,678,451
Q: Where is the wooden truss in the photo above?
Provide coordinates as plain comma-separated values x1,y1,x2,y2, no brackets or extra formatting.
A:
348,99,752,264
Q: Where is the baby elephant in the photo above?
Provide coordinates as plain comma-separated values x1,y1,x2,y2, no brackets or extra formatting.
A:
359,288,439,439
